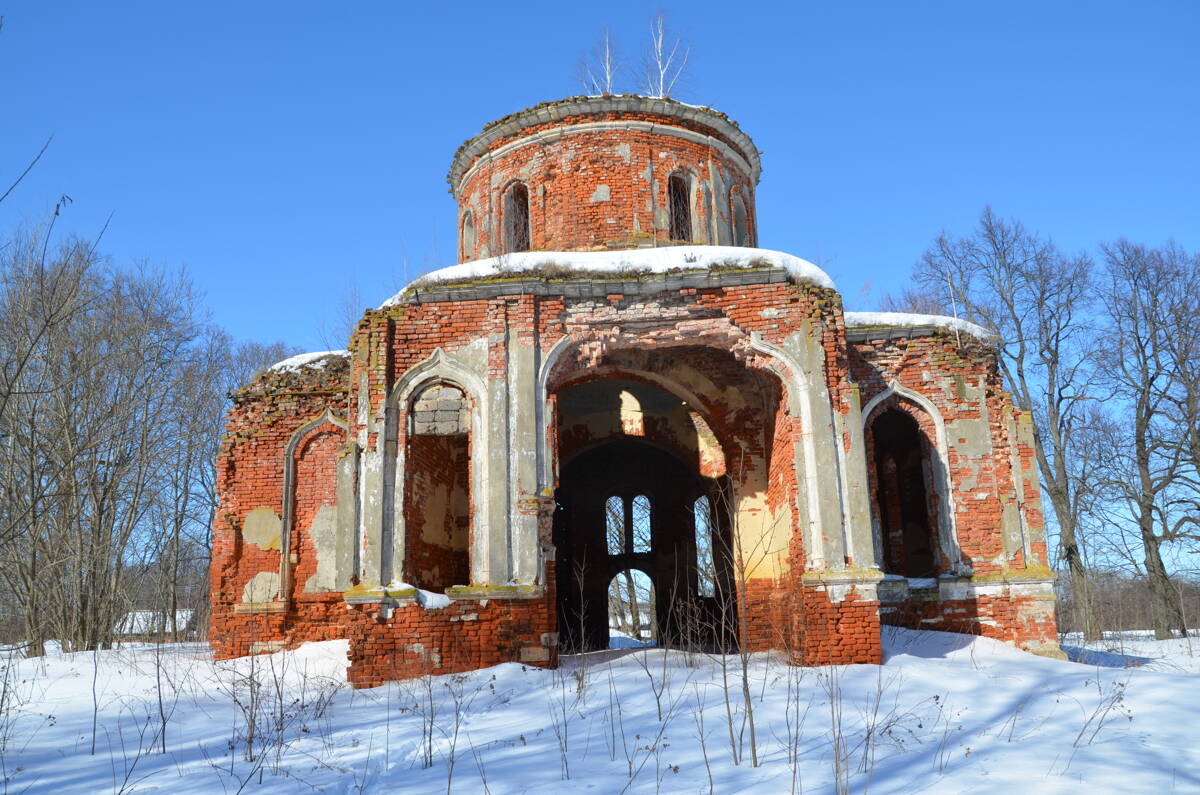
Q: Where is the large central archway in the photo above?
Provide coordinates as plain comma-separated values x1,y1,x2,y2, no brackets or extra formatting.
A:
554,439,735,651
551,371,738,653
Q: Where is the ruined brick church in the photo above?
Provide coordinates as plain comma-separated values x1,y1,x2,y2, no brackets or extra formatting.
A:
210,95,1060,687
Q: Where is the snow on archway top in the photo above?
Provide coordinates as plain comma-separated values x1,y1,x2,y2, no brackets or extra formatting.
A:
379,246,835,308
843,311,995,341
267,350,350,373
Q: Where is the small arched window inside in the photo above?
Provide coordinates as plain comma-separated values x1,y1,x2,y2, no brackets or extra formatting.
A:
503,182,530,253
631,495,651,553
606,495,625,555
460,211,476,261
731,193,750,247
606,494,652,555
694,495,716,598
668,174,692,242
608,568,655,647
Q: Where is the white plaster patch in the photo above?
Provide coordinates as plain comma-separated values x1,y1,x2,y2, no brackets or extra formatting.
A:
1010,581,1056,597
303,505,339,594
242,508,282,551
590,184,611,202
242,571,281,603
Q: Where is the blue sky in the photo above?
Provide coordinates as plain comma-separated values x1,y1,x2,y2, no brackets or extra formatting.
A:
2,1,1197,351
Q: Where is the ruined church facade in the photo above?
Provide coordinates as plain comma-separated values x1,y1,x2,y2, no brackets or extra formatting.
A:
210,96,1060,687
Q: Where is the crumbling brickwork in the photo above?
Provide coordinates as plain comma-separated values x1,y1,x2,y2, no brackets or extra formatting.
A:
209,95,1059,685
450,97,760,259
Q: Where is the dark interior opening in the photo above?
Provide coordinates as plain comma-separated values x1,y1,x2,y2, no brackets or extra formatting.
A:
554,438,735,653
871,408,938,578
503,182,530,253
668,175,692,242
403,383,471,592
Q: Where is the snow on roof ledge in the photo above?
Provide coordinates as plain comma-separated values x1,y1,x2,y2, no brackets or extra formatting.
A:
844,311,995,341
268,350,350,374
379,246,835,308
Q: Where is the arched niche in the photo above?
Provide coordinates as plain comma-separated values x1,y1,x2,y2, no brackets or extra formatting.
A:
386,349,492,588
280,408,348,602
861,381,965,576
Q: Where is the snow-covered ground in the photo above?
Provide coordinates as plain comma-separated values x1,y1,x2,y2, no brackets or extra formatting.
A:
3,628,1197,793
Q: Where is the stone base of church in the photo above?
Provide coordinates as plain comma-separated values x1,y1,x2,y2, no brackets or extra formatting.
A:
343,586,557,689
210,570,1067,684
878,571,1060,656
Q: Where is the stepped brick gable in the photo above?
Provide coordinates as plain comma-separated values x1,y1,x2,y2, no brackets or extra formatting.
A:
210,96,1060,685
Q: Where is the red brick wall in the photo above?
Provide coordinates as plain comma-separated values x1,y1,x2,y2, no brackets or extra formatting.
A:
796,585,883,665
210,357,350,660
212,272,1056,678
849,334,1050,576
345,590,557,688
881,592,1058,651
455,114,756,259
290,426,341,599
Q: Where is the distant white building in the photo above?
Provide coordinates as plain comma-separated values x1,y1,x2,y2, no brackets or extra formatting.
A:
114,609,197,638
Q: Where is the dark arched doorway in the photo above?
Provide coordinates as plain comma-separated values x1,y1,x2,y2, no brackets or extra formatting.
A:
870,408,938,578
554,438,735,652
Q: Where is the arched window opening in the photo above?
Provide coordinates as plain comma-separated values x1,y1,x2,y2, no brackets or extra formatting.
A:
605,494,653,555
731,193,750,247
668,174,692,242
606,495,625,556
694,495,716,598
631,495,652,552
502,182,530,253
460,211,475,261
871,408,938,578
403,382,471,592
608,569,656,648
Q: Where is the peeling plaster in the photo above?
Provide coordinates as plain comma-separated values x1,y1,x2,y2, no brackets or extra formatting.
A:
242,507,281,551
242,571,280,603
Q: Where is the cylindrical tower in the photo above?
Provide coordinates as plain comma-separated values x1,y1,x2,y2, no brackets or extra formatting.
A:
448,95,762,262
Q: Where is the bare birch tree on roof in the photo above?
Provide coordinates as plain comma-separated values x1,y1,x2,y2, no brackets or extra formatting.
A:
642,12,689,99
578,27,620,96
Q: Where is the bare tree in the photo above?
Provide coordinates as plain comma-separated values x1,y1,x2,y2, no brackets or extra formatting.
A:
914,207,1102,638
1095,240,1198,638
641,12,689,98
578,28,620,96
317,281,363,352
0,224,295,655
877,285,952,315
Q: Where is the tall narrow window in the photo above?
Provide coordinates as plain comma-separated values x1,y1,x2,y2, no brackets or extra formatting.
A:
503,182,530,253
460,211,475,260
404,382,471,592
606,495,625,555
871,408,938,578
668,174,691,242
631,495,652,553
694,496,716,598
731,194,749,247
